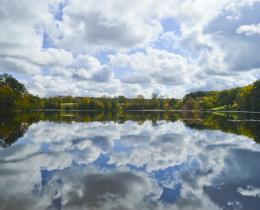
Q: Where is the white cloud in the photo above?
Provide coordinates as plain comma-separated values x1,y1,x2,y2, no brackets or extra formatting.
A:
0,0,75,75
109,48,196,96
51,0,171,51
26,53,118,97
237,23,260,35
1,0,260,97
238,186,260,197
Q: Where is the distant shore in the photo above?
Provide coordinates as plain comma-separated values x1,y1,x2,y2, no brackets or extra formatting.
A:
7,109,260,114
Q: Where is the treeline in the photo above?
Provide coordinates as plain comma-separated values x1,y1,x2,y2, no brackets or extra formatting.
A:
39,95,176,111
0,73,260,111
176,80,260,111
0,73,176,111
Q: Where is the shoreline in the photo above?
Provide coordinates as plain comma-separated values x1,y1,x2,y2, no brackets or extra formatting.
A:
3,109,260,114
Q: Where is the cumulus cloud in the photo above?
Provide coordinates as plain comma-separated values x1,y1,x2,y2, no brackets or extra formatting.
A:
51,0,169,51
237,23,260,35
238,186,260,197
109,48,196,96
0,0,74,75
1,0,260,97
27,53,118,96
201,1,260,72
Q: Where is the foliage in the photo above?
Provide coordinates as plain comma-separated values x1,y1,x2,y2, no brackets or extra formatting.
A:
0,73,28,95
0,73,260,111
178,82,260,111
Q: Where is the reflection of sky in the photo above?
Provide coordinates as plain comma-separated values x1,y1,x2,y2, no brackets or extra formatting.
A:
0,120,260,210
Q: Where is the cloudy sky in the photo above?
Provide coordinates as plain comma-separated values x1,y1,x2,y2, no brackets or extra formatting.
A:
1,0,260,98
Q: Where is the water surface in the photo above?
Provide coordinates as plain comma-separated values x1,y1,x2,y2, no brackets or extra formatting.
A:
0,111,260,210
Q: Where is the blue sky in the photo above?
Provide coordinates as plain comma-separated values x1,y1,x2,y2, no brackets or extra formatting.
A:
0,0,260,98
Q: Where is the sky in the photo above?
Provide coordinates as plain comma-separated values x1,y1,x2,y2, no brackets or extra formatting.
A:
0,0,260,98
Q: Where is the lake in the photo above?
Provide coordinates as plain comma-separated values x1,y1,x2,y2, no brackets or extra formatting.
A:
0,111,260,210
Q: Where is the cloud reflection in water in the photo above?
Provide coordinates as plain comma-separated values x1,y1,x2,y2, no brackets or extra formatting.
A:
0,120,260,210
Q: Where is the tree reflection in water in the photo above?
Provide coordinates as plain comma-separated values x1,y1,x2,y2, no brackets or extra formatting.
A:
1,111,260,147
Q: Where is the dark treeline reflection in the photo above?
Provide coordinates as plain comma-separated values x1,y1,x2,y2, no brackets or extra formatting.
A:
1,111,260,147
0,112,30,147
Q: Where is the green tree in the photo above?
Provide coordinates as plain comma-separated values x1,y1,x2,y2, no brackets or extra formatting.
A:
0,86,16,109
0,73,28,95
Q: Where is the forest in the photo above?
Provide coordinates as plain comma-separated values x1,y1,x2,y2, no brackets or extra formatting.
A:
0,73,260,111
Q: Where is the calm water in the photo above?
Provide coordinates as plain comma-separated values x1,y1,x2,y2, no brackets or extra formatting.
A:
1,111,260,210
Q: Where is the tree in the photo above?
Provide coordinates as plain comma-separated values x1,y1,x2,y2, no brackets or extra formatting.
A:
185,91,207,99
182,97,199,110
0,73,28,95
252,80,260,111
218,88,239,108
0,86,16,109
